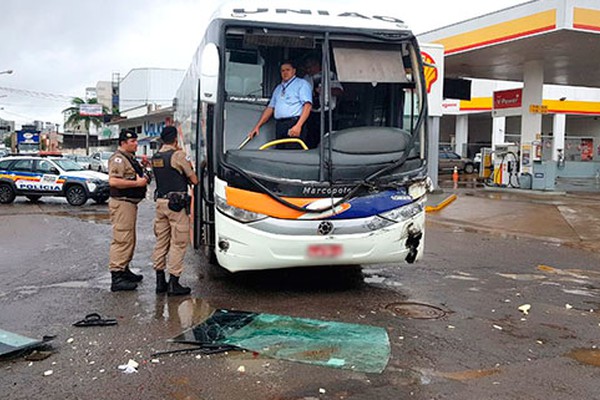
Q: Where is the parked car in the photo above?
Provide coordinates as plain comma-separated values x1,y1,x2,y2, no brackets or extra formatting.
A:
438,151,476,174
0,155,109,206
90,151,113,172
65,154,94,170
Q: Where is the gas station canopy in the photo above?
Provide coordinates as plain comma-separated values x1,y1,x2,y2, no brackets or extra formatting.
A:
418,0,600,87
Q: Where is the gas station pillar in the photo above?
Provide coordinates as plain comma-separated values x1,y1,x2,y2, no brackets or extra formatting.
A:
455,115,468,157
552,113,566,161
492,117,506,149
520,60,544,175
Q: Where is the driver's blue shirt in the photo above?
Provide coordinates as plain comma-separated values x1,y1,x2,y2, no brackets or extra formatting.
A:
268,76,312,120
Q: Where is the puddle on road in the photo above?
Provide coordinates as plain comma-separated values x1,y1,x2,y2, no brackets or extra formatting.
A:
566,348,600,367
49,211,110,224
436,368,501,381
445,274,480,282
417,367,501,384
153,297,214,330
496,273,546,281
384,302,447,320
538,264,600,281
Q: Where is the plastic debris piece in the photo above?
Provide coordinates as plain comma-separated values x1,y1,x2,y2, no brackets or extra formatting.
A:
66,338,74,344
237,365,245,372
518,304,531,315
43,370,53,376
447,325,456,329
493,325,503,331
565,304,573,310
151,359,160,364
536,340,544,345
319,388,327,394
118,359,139,374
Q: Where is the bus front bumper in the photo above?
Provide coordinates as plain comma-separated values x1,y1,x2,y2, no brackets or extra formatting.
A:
213,211,425,273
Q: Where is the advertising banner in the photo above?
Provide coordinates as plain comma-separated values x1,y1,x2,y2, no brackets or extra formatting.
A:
492,88,523,117
79,104,103,116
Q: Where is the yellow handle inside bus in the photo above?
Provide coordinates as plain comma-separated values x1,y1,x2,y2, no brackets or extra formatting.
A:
259,138,308,150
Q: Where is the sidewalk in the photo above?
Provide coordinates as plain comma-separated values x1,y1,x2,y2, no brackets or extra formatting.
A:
425,184,600,253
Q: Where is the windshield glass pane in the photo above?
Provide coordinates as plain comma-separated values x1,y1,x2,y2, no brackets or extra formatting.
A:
54,159,83,171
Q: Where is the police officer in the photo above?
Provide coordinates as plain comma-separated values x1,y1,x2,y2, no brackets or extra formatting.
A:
151,126,198,296
107,130,149,291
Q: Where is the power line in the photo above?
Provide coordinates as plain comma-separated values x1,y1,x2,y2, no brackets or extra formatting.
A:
0,86,76,102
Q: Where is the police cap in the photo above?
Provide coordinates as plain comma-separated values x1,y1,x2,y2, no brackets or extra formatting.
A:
118,130,138,143
160,126,178,143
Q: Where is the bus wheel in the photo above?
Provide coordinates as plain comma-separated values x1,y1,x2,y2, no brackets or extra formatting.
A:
204,248,230,278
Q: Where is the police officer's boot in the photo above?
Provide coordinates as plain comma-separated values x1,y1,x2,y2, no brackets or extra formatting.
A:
123,266,143,282
111,271,138,292
167,275,191,296
156,270,168,294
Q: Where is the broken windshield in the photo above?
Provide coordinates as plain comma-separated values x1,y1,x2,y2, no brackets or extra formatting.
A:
221,27,426,185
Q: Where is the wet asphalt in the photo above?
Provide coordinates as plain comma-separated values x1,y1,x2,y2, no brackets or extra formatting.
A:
1,192,600,400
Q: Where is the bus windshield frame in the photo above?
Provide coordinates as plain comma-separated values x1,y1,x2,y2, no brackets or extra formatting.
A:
217,23,428,197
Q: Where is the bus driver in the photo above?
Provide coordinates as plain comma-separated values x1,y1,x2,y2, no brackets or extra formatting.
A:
247,60,312,149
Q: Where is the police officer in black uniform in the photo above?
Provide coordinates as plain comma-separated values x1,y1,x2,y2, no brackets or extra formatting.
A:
151,126,198,296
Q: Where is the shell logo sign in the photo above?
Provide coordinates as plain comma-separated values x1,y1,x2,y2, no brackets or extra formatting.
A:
421,51,438,94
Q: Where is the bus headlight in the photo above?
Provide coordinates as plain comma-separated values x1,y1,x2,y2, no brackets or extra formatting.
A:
408,178,432,200
216,193,267,223
379,200,424,223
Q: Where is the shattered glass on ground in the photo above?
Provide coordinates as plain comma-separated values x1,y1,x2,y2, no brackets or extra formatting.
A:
172,309,390,373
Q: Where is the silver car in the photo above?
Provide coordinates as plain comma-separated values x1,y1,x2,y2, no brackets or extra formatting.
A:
65,154,93,170
90,151,112,172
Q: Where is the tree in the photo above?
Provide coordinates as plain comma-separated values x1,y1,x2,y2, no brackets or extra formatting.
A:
62,97,108,155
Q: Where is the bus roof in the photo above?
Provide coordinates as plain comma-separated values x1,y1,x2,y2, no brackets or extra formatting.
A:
212,2,411,32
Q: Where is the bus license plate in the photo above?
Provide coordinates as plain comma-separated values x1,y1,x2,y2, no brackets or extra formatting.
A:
307,244,343,258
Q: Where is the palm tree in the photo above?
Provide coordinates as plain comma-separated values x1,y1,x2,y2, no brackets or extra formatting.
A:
62,97,108,155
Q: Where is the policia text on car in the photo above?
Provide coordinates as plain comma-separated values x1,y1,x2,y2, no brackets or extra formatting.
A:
151,126,198,296
107,130,149,291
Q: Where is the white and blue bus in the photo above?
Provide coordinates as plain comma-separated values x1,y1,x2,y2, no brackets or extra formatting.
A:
175,3,431,272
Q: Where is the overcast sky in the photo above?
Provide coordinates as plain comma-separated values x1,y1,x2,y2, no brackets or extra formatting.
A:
0,0,527,128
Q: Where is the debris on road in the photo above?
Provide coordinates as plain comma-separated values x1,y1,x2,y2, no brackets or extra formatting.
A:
73,313,117,327
43,370,53,376
0,328,49,358
118,359,139,374
518,304,531,315
172,309,391,373
24,350,52,361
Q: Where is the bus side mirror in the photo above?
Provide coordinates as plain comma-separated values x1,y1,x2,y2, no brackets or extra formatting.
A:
200,43,220,105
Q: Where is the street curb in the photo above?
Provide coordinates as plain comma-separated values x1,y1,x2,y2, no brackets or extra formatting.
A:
426,194,457,213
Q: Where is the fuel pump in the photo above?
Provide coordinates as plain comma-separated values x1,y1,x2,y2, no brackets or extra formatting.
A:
488,144,520,187
479,147,493,179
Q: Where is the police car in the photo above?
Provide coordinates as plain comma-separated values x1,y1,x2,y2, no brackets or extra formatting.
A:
0,154,110,206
